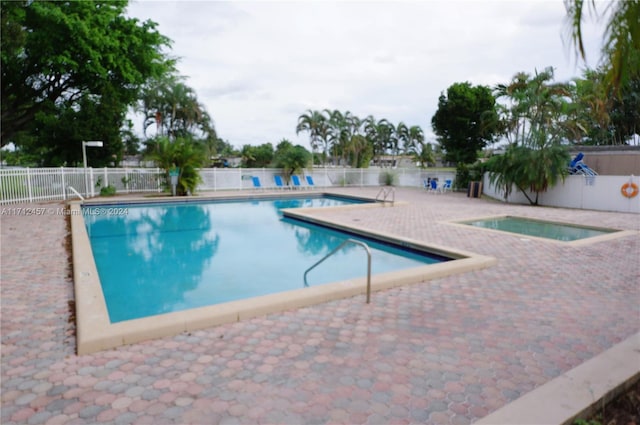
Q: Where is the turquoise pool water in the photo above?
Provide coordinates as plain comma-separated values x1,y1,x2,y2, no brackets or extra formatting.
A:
84,196,448,322
462,216,617,241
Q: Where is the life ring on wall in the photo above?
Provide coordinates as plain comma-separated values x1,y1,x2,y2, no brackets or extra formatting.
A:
620,182,639,198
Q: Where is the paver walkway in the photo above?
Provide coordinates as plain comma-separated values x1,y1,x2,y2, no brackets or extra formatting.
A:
1,188,638,424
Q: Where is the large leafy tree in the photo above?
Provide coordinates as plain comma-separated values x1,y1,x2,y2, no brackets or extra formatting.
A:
1,0,171,164
431,82,500,165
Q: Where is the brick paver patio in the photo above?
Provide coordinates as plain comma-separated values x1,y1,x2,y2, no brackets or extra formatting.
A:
1,188,638,424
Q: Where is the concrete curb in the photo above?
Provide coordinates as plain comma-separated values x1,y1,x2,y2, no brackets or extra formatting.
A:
474,332,640,425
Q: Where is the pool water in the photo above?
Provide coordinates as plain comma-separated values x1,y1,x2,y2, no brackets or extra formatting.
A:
462,216,617,241
84,196,447,323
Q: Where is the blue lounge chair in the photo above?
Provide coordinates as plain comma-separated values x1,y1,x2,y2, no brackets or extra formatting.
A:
274,175,286,190
291,175,302,189
251,176,262,189
305,175,316,189
569,152,597,176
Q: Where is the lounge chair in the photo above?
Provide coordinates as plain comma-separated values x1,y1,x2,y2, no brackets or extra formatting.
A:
274,175,286,190
305,175,316,189
291,175,302,189
429,179,439,193
251,176,262,189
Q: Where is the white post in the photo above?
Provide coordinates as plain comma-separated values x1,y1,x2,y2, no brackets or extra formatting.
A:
26,167,33,202
89,168,95,197
81,141,102,197
61,167,66,200
103,167,108,189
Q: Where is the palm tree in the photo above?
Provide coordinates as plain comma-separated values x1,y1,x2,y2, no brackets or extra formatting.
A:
364,117,394,167
495,67,572,148
346,134,371,168
323,109,346,165
139,75,213,141
564,0,640,93
489,68,572,204
395,122,409,157
150,137,204,196
296,110,326,163
405,126,434,168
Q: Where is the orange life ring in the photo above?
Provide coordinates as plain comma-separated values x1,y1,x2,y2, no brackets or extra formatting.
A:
621,182,639,198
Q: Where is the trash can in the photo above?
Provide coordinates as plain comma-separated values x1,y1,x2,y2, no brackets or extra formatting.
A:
467,181,483,198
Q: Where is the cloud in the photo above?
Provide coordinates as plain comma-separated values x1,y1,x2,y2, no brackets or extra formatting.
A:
127,0,604,149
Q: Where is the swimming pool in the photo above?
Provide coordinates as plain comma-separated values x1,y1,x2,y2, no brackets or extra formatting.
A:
84,195,447,322
460,216,620,242
70,192,496,354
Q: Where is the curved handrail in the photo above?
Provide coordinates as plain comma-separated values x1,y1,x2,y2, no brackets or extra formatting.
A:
376,186,395,205
66,185,85,201
303,238,372,304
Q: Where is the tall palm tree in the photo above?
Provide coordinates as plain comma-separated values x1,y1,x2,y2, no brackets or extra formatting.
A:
139,75,213,142
495,67,571,148
323,109,346,165
489,68,571,204
296,110,325,162
564,0,640,93
395,122,409,156
405,126,434,168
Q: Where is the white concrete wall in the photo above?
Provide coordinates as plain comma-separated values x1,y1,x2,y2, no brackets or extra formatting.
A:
483,173,640,214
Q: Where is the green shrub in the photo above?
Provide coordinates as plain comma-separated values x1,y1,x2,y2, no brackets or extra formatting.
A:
100,185,117,196
379,170,397,186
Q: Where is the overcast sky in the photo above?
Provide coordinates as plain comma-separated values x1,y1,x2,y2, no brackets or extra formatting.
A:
126,0,604,150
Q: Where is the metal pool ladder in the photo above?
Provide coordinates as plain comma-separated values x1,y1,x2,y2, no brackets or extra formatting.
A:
303,239,372,304
376,186,395,206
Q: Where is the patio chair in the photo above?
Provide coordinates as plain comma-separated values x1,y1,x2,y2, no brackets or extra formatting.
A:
429,179,439,193
305,175,316,189
442,179,452,192
274,175,286,190
251,176,262,189
291,175,302,189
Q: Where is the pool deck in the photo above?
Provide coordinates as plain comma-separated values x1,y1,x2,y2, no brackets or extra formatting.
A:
1,187,639,424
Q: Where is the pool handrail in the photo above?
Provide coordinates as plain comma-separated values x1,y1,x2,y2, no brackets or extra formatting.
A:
303,239,372,304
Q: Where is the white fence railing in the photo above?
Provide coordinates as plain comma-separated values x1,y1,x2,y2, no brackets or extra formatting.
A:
482,173,640,214
0,167,455,205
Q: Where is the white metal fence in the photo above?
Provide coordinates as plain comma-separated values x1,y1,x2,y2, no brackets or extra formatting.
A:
0,167,455,205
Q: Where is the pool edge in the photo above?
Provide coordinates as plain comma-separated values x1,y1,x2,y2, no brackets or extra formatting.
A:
446,214,638,247
71,200,495,355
